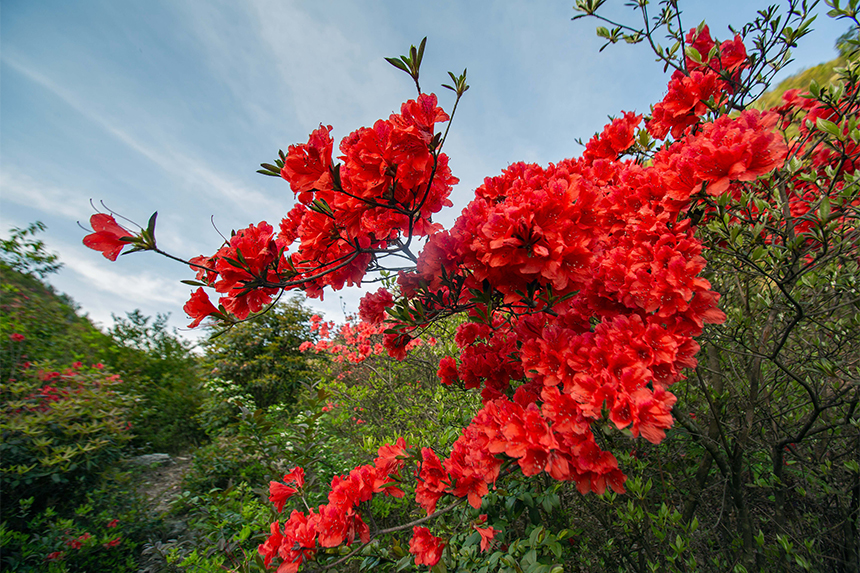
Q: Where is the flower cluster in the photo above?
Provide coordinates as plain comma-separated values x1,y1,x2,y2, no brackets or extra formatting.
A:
255,24,797,570
258,440,410,572
79,21,850,572
647,25,749,139
299,312,434,363
177,94,457,326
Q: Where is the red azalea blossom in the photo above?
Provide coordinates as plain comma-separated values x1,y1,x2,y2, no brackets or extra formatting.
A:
258,521,284,569
474,524,498,552
647,70,727,139
281,124,334,199
10,333,25,342
89,20,848,572
358,288,395,325
269,480,298,513
82,214,135,261
66,532,92,550
283,467,306,489
409,526,445,566
183,287,220,328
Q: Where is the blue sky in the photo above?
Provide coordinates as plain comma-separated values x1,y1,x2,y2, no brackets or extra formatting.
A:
1,0,847,342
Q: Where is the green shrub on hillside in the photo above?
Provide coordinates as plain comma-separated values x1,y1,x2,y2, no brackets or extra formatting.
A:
1,362,134,519
201,298,316,411
108,311,206,452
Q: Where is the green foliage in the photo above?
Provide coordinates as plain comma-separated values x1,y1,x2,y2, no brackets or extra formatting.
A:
0,264,117,383
182,432,273,495
2,226,205,453
107,311,206,452
0,225,210,570
196,377,258,437
162,483,272,573
0,221,62,278
171,385,365,571
836,25,860,58
317,318,480,458
0,469,157,573
201,298,316,411
0,362,134,519
184,383,362,502
753,55,850,110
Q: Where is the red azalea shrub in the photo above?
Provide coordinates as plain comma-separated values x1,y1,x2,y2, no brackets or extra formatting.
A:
0,362,134,514
81,8,860,571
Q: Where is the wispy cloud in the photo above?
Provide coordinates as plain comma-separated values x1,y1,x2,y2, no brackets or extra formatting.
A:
59,248,188,308
1,55,284,217
0,167,92,220
177,0,404,135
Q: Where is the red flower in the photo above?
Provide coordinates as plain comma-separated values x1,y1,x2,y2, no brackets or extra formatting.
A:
383,332,412,361
188,255,218,284
409,526,445,567
282,467,306,489
685,25,717,71
647,70,726,139
107,519,119,528
184,288,220,328
689,110,788,196
358,288,395,325
437,356,459,386
9,333,25,342
82,214,134,261
103,537,121,548
66,532,92,550
415,447,448,515
269,480,298,513
281,124,334,201
257,521,284,569
212,222,280,320
45,551,65,562
584,111,642,161
474,524,498,552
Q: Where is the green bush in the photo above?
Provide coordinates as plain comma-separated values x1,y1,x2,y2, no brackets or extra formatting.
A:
107,311,206,453
163,483,272,573
201,298,316,411
0,468,157,573
1,362,134,519
0,265,117,384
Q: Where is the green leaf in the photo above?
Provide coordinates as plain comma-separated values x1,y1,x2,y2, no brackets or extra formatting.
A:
385,57,411,74
416,37,427,70
816,117,841,138
146,211,158,236
818,195,831,221
685,46,702,63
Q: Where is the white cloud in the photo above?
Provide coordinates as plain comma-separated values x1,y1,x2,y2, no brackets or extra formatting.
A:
1,55,284,218
60,248,188,307
0,167,91,220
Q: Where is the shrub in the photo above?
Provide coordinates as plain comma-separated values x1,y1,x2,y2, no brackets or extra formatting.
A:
107,311,206,453
0,467,158,573
1,362,134,520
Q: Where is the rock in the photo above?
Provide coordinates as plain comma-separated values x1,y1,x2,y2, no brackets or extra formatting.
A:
128,453,173,467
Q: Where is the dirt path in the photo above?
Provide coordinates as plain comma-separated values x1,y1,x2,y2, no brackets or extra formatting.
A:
138,454,193,514
134,453,194,573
